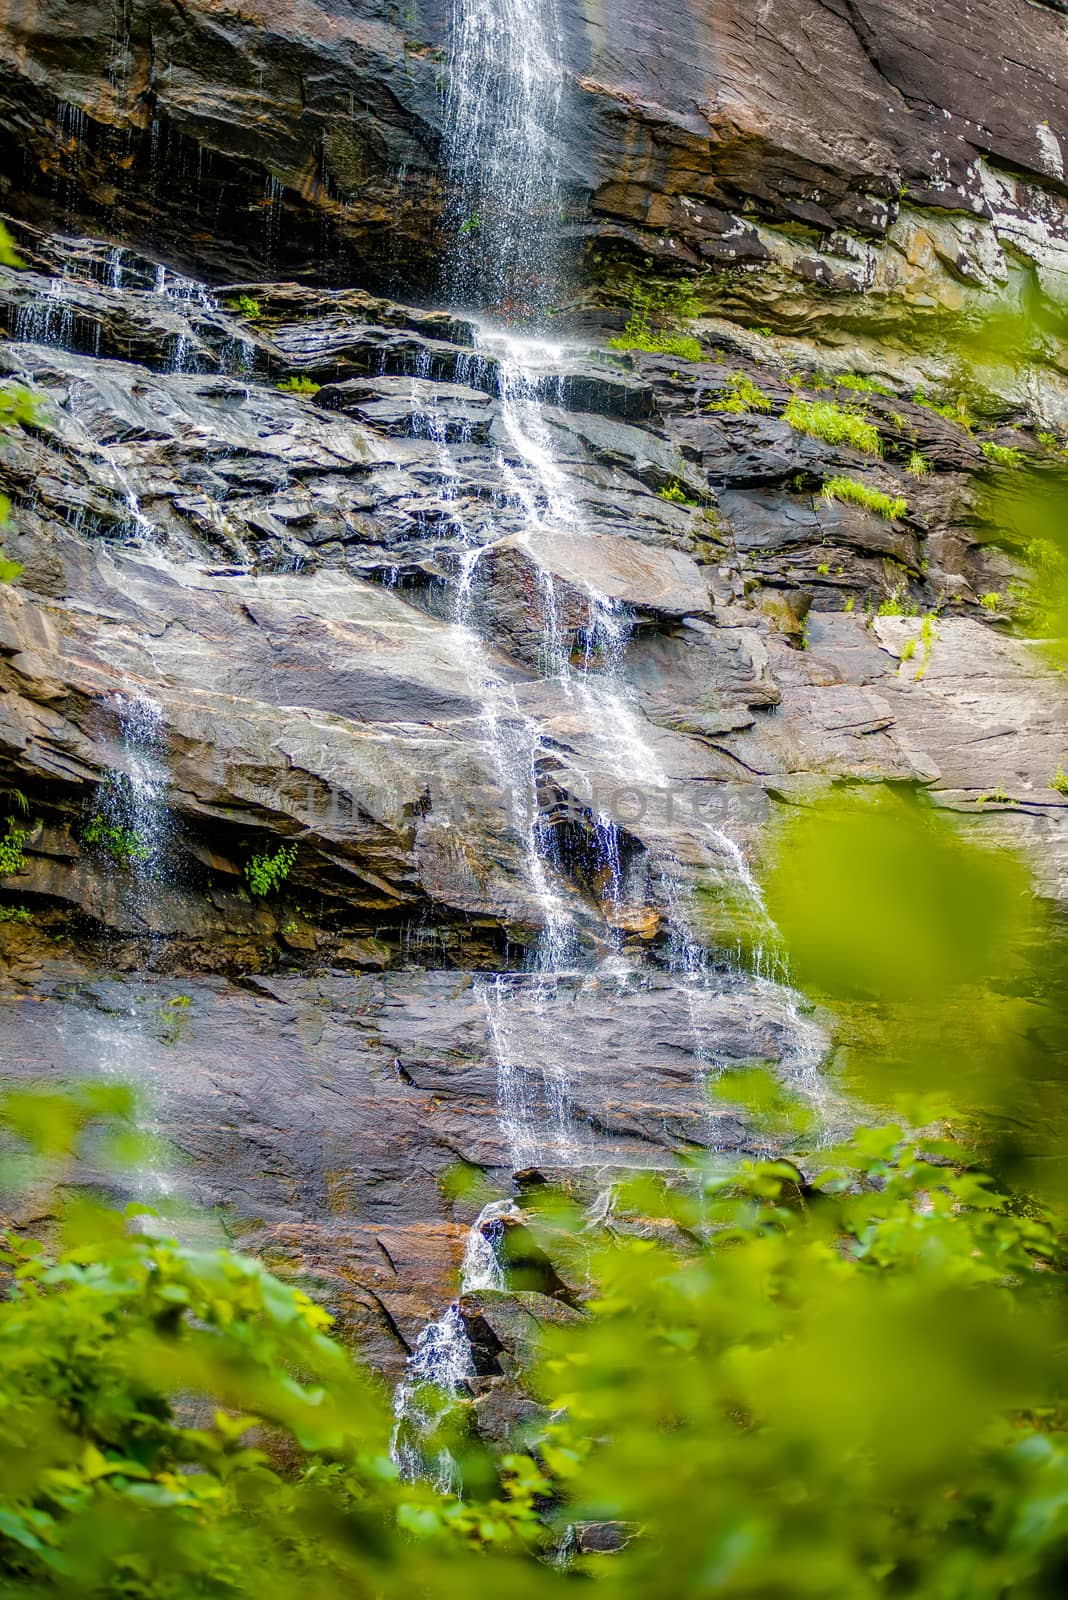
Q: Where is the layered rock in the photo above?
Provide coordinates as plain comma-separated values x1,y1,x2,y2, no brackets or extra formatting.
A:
0,222,1065,1382
0,0,1064,348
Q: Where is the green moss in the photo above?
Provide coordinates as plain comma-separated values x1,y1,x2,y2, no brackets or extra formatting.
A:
708,372,773,415
980,440,1025,469
822,475,906,520
0,904,30,923
276,376,321,395
784,397,881,455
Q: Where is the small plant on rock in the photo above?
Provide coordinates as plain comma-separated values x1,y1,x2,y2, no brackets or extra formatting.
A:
822,475,906,520
0,819,31,876
979,591,1002,611
833,373,893,396
609,277,704,362
276,376,321,394
229,293,263,321
906,450,929,476
1050,767,1068,795
83,812,151,866
244,843,298,897
0,905,30,923
980,440,1024,469
658,481,694,505
708,371,773,415
784,397,881,455
876,583,919,618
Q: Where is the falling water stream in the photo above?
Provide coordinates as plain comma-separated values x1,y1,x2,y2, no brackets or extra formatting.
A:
4,0,830,1488
389,0,829,1480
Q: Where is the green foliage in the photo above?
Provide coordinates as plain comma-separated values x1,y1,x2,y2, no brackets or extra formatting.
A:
0,905,30,924
906,449,929,476
82,812,151,866
609,277,704,362
912,385,976,430
980,439,1025,468
899,636,916,663
832,372,893,396
0,379,40,584
979,590,1002,611
784,397,881,455
0,819,31,877
876,582,919,616
821,474,906,520
244,844,297,896
1050,767,1068,795
538,1118,1067,1597
0,219,23,269
229,294,263,321
275,376,320,394
708,371,773,415
657,481,694,505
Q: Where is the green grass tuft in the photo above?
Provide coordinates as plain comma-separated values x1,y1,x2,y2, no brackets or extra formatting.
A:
610,327,703,361
979,440,1024,469
833,373,893,397
822,475,906,520
1050,767,1068,795
276,376,321,395
708,372,773,415
784,397,881,455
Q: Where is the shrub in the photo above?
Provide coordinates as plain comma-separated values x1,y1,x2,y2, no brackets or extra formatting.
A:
708,371,773,415
83,812,151,866
980,440,1024,468
244,843,297,896
0,819,31,876
784,397,881,455
822,475,906,520
276,376,321,394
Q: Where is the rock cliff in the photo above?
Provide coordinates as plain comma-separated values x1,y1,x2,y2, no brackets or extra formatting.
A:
0,2,1065,1389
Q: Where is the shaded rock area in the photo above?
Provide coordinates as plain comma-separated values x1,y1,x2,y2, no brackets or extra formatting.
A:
0,1,1064,359
0,959,819,1374
0,219,1065,1381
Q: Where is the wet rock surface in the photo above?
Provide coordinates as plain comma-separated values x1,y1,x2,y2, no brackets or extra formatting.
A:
0,0,1065,325
0,220,1065,1383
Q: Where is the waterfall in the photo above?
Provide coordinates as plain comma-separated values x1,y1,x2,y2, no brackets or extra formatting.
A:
443,0,566,316
392,1199,519,1490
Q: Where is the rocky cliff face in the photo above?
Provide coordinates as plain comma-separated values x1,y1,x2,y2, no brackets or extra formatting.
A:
0,3,1065,1391
1,3,1066,325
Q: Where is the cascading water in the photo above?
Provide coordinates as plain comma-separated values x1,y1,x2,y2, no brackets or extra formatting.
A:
390,0,833,1484
443,0,566,316
391,1200,519,1490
